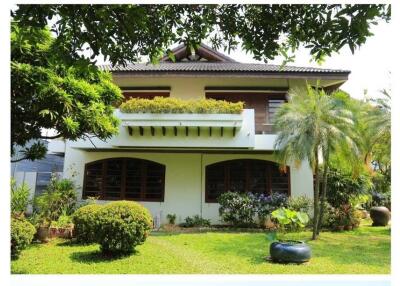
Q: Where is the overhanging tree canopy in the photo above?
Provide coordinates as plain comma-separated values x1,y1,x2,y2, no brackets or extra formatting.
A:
12,4,390,65
11,23,123,162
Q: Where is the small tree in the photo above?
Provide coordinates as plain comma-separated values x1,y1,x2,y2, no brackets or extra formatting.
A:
274,85,357,240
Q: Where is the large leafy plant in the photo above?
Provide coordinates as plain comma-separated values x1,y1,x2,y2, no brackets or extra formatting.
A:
271,208,310,233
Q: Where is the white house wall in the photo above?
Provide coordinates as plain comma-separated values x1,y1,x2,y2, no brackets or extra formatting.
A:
113,76,312,100
63,145,313,224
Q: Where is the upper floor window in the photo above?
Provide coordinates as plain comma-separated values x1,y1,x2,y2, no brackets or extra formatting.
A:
120,87,171,101
267,99,286,123
205,91,287,134
83,158,165,202
205,159,290,203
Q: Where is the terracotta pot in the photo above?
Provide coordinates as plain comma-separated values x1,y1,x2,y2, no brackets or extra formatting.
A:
344,225,352,231
335,225,344,231
37,226,50,243
49,227,74,239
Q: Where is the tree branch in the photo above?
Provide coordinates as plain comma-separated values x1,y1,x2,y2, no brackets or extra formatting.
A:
40,134,63,139
11,156,29,163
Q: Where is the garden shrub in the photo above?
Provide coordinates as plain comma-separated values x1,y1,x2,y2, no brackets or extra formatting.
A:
11,217,36,259
181,215,211,227
287,195,312,213
50,213,73,229
11,178,30,216
166,213,177,225
120,96,244,114
218,192,257,227
250,193,288,222
324,204,361,230
34,176,78,223
370,191,391,210
96,201,153,254
72,204,103,243
325,168,371,208
218,192,289,227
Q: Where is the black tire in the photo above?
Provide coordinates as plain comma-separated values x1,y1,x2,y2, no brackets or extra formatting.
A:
370,206,391,226
270,240,311,263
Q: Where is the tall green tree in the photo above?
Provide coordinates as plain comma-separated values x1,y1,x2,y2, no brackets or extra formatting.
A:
11,23,123,162
12,4,390,65
273,85,357,239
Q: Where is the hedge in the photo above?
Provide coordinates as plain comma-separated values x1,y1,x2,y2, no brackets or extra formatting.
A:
119,96,243,114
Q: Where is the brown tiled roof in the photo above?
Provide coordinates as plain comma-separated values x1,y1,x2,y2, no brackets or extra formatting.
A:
100,62,350,76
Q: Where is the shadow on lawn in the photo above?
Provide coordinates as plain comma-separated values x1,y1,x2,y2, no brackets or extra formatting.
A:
70,250,136,264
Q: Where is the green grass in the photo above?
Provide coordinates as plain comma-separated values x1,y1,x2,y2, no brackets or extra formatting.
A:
11,224,390,274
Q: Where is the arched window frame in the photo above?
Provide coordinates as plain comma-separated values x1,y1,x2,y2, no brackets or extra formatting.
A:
82,157,165,202
205,159,290,203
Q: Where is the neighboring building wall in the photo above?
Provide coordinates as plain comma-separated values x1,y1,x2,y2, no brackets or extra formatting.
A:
13,171,63,214
63,145,313,224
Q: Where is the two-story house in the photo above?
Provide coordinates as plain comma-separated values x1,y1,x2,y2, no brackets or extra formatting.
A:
63,43,350,224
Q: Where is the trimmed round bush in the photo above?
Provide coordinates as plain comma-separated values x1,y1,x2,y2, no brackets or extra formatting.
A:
72,204,103,243
96,201,153,254
11,217,36,259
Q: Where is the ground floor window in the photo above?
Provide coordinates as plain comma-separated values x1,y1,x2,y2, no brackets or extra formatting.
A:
205,159,290,202
83,158,165,202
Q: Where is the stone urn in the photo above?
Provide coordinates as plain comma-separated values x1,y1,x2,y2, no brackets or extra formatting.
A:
370,206,391,226
269,240,311,264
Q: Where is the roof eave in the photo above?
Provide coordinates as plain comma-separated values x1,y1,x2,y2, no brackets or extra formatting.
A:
111,70,350,81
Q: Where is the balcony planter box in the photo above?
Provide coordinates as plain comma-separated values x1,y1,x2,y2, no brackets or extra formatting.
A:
118,111,243,128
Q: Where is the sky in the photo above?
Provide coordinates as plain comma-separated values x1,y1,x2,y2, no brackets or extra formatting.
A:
224,20,392,100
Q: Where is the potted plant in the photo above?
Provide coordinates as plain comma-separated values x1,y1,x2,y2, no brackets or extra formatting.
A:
49,214,74,239
36,218,51,243
267,208,311,264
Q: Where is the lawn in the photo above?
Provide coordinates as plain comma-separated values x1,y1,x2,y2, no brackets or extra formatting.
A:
11,224,390,274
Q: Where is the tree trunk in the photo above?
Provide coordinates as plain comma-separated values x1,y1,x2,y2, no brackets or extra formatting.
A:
317,148,330,235
312,148,320,240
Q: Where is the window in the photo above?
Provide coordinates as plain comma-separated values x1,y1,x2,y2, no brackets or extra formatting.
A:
267,99,285,123
205,92,287,134
205,159,290,203
83,158,165,202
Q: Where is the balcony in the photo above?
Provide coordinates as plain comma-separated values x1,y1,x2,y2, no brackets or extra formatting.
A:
108,109,255,149
68,109,278,151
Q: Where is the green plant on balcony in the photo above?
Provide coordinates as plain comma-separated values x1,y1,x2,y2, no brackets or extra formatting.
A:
119,96,243,114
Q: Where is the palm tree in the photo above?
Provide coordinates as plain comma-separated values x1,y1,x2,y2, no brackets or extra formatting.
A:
273,85,357,240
